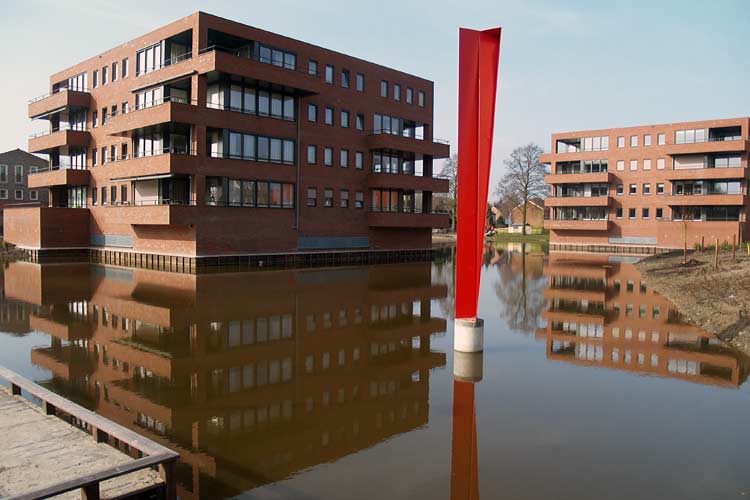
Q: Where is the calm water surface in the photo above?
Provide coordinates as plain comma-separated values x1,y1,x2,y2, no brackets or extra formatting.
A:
1,244,749,500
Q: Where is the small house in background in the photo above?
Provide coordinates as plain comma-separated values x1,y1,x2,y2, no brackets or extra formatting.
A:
0,149,48,234
509,198,546,232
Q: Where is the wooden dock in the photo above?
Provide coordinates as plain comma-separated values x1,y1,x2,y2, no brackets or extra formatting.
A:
0,367,179,500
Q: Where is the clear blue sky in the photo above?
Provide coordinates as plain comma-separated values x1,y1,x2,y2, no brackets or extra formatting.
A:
2,0,748,192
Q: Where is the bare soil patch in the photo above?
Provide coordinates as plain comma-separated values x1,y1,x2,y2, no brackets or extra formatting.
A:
637,249,750,356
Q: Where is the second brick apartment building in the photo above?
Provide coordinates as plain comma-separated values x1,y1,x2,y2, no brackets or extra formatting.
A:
542,117,750,251
7,11,449,267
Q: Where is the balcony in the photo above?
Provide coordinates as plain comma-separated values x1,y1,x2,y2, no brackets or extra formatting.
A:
367,170,449,193
366,132,450,159
197,46,321,95
28,128,90,154
28,167,90,189
107,98,198,135
108,149,199,181
662,194,745,206
544,219,610,231
28,89,91,119
545,171,611,184
367,209,450,229
663,138,749,156
106,200,197,226
667,167,746,181
545,196,609,208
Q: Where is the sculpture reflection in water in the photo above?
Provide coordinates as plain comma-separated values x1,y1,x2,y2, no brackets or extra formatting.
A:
537,252,750,388
1,260,448,500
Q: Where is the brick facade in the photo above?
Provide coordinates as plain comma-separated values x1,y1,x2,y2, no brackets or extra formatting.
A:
0,149,49,233
8,12,449,258
542,117,750,250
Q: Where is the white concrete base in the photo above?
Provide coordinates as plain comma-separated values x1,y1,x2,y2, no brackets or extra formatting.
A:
453,351,483,382
454,318,484,353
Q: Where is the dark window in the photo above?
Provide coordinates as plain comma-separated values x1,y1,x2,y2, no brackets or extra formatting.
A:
394,84,401,101
656,208,663,219
355,191,364,208
101,186,107,205
110,186,117,204
616,208,623,219
308,60,318,76
628,208,636,219
406,87,413,104
356,73,365,91
324,189,333,207
307,187,317,207
418,91,425,107
341,69,350,88
121,185,127,203
340,189,349,208
380,80,388,97
356,114,364,131
642,208,649,219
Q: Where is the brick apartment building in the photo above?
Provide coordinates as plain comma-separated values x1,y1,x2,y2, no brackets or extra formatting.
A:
542,117,750,250
6,12,449,266
0,149,48,234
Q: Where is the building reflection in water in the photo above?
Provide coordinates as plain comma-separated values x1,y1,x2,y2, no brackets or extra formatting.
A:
3,261,447,500
537,252,749,388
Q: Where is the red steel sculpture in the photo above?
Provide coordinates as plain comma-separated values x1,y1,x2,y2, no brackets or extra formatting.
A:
456,27,502,320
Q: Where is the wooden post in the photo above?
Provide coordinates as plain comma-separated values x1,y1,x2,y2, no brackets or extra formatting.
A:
733,234,737,259
715,238,719,269
683,235,687,265
81,483,101,500
701,236,705,251
159,460,177,500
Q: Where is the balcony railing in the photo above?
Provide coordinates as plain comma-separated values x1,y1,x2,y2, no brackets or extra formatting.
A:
368,207,450,215
107,96,197,119
369,167,450,179
29,165,88,174
198,45,321,80
369,129,450,145
110,147,196,163
135,52,193,76
209,152,295,166
29,87,89,104
206,101,295,122
29,125,87,139
104,198,197,207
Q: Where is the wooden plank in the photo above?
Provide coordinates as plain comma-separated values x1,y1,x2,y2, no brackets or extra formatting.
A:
0,367,179,500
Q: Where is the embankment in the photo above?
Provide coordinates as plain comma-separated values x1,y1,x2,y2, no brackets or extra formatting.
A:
636,249,750,356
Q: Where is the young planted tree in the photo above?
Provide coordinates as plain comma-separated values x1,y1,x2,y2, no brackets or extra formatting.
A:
439,154,458,231
495,143,546,235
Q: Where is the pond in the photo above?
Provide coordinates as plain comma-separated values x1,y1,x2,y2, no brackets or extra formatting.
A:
0,244,748,499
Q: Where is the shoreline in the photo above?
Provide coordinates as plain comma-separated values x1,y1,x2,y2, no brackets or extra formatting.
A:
636,250,750,358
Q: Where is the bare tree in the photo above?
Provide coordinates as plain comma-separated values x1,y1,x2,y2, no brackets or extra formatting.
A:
495,144,546,234
439,154,458,231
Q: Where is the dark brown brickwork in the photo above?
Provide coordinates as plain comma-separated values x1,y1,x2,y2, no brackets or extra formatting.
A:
11,12,449,259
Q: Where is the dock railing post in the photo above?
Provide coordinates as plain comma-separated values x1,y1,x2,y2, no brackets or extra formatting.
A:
81,483,101,500
159,460,177,500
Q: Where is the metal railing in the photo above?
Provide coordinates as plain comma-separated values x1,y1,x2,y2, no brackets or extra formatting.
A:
105,198,197,207
206,101,296,121
0,365,179,500
29,87,90,104
369,167,450,179
209,152,295,165
368,207,450,215
135,51,193,76
110,146,196,163
369,129,450,145
29,165,88,174
29,125,87,139
198,45,321,80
